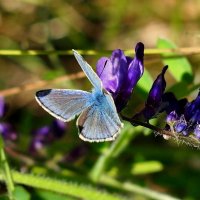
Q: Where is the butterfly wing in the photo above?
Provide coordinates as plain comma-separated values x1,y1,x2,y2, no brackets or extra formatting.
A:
73,49,102,91
77,92,123,142
35,89,92,122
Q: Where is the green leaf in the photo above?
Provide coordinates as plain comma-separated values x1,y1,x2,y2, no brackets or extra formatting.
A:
13,186,30,200
131,161,164,175
0,171,124,200
157,38,193,83
33,190,74,200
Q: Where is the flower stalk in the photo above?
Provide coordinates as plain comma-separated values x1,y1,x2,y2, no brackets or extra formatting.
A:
0,136,15,200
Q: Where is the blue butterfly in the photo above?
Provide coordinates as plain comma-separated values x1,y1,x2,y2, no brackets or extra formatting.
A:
35,50,123,142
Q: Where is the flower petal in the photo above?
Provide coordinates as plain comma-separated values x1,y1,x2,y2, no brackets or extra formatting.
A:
184,90,200,122
116,43,144,111
96,57,118,93
146,65,168,108
125,42,144,94
132,65,167,121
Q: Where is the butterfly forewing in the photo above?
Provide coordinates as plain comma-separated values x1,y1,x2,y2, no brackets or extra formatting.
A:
73,50,102,91
35,89,92,122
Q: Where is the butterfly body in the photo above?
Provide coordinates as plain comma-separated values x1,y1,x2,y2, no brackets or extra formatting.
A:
35,50,123,142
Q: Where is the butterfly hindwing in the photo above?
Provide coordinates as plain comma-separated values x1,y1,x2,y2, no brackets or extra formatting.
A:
77,92,123,142
35,89,92,122
73,50,102,91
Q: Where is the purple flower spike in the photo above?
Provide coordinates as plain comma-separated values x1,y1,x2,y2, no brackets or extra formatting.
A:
0,96,7,118
29,120,67,154
29,126,52,153
0,122,17,141
96,42,144,111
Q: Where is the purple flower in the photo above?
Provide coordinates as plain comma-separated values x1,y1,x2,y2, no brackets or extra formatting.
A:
29,126,51,152
0,96,17,142
166,111,178,125
146,66,168,108
96,42,144,111
132,66,168,122
184,90,200,123
0,122,17,141
174,116,187,133
194,124,200,139
162,92,188,116
163,90,200,139
29,119,66,153
0,96,7,118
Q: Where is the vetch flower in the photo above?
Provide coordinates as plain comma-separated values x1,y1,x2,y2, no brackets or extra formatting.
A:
132,65,168,122
0,96,17,141
0,96,7,118
166,111,178,125
0,122,17,141
164,90,200,139
147,66,168,107
29,126,51,152
194,124,200,139
184,90,200,123
96,42,144,111
29,119,66,153
174,115,187,133
162,92,188,116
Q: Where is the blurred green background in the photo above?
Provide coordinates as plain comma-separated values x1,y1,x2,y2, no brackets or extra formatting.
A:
1,0,200,200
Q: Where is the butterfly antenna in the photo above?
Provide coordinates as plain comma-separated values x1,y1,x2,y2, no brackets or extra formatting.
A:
99,60,108,78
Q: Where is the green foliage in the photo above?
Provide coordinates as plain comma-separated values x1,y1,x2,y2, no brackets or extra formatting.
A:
32,190,73,200
13,186,30,200
157,38,193,83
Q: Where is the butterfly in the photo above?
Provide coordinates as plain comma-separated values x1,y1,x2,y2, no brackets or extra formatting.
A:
35,50,123,142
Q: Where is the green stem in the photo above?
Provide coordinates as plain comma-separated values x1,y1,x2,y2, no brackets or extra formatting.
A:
122,182,180,200
0,170,124,200
0,137,15,200
100,175,180,200
0,47,199,56
123,116,200,148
